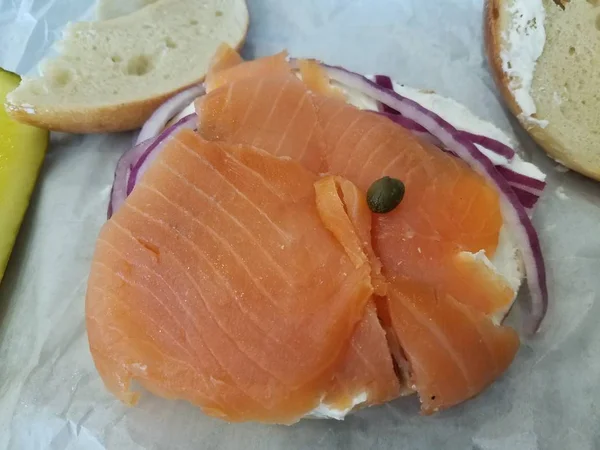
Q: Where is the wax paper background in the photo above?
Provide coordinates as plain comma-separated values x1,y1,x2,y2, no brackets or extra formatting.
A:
1,0,599,449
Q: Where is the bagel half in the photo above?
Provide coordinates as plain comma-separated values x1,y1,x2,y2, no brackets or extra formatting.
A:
485,0,600,180
5,0,249,133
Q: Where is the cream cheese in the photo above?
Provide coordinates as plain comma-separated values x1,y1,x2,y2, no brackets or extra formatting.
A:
459,226,523,326
393,82,546,181
499,0,547,127
308,391,368,420
555,186,568,200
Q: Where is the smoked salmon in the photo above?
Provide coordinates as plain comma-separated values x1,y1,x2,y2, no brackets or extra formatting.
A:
87,128,402,423
87,46,525,422
193,49,520,411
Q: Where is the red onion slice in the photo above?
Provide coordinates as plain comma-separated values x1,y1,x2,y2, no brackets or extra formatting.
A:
379,112,516,159
322,64,547,335
461,132,515,160
495,166,546,194
135,84,205,145
373,76,517,159
108,113,197,218
378,111,427,132
128,114,197,194
108,138,153,219
374,75,399,115
377,112,443,147
511,188,540,211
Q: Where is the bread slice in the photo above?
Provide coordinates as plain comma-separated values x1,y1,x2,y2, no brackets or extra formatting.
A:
485,0,600,180
5,0,249,133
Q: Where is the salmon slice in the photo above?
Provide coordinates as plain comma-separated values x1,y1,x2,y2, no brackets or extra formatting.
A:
297,59,346,99
86,129,375,424
314,176,370,269
323,302,400,410
205,49,291,93
385,279,519,414
312,97,520,413
196,53,514,317
196,73,326,173
205,43,245,91
314,176,400,407
336,177,388,296
192,51,521,414
313,95,515,316
316,97,514,315
315,176,386,295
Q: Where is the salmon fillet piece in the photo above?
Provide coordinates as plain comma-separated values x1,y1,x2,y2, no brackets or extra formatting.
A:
314,95,515,316
384,279,519,414
313,78,520,414
322,302,400,410
192,50,521,413
87,129,378,423
196,73,326,173
205,47,290,92
315,176,400,408
205,43,245,91
196,54,514,317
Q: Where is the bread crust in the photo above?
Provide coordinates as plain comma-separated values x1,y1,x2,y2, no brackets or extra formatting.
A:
4,0,249,134
484,0,600,180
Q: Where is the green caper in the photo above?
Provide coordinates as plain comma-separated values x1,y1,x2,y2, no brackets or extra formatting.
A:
367,176,405,214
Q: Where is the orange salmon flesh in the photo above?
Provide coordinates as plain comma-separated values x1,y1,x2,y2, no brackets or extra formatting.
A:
86,45,519,423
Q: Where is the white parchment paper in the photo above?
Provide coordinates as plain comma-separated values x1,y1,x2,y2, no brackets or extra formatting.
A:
1,1,599,449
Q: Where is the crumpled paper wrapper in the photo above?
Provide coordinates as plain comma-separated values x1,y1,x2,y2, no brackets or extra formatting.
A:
1,0,599,448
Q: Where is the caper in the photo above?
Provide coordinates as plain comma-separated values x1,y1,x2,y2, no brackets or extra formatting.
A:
367,176,405,214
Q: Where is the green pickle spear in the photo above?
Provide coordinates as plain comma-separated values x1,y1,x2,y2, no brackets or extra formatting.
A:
0,68,48,283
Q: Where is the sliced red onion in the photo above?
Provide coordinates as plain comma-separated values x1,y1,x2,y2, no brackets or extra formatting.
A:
135,84,205,145
495,166,546,194
379,111,544,214
323,64,547,335
378,111,427,132
511,188,540,211
374,75,399,115
461,132,515,160
379,111,516,159
108,114,197,218
377,112,443,147
108,138,153,219
374,76,516,158
129,114,197,194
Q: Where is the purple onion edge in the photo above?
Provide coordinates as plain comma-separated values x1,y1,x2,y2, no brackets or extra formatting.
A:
128,113,198,195
371,76,518,161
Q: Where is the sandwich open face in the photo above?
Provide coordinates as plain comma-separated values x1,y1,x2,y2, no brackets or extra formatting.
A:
485,0,600,180
85,46,548,423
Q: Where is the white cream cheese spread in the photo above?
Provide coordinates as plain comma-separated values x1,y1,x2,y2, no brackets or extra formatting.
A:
308,391,368,420
499,0,547,127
